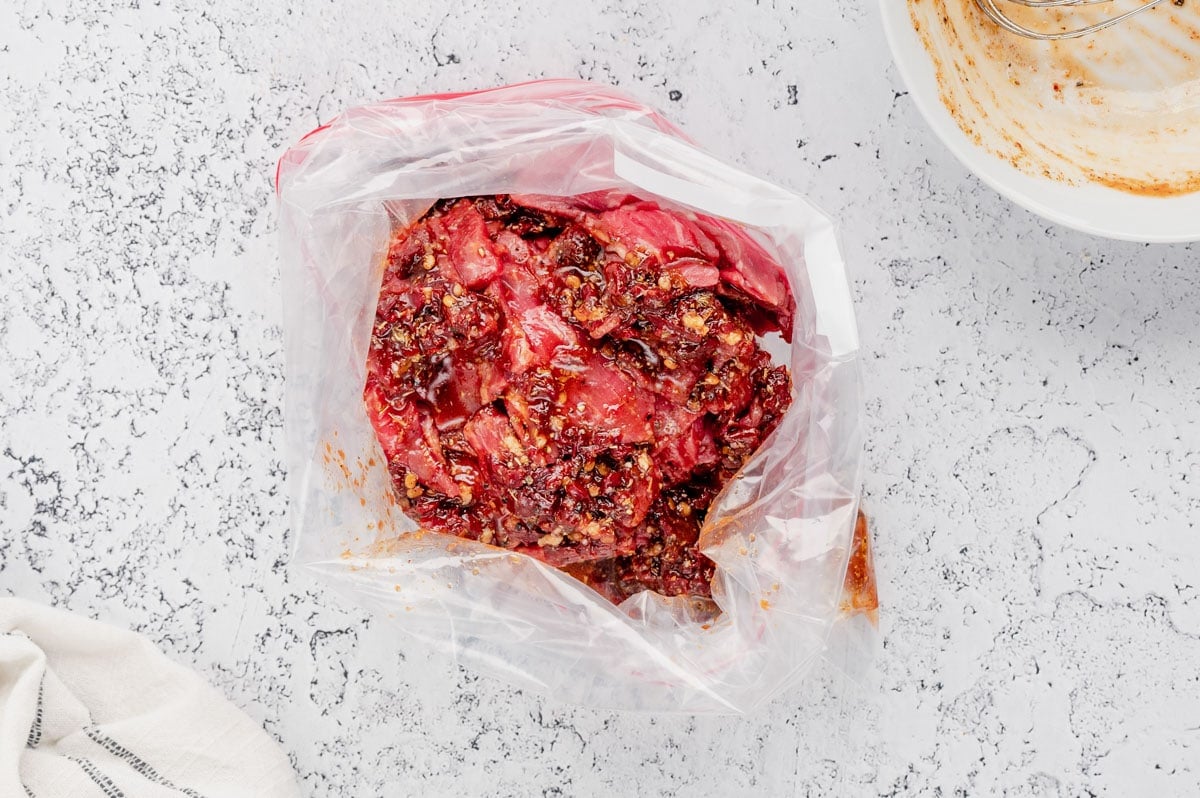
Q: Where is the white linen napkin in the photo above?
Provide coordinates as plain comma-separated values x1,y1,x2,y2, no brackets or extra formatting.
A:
0,598,300,798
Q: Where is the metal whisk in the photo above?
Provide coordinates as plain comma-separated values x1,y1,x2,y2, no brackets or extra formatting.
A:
975,0,1175,40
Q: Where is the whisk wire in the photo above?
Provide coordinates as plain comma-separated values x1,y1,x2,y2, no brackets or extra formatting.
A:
975,0,1172,40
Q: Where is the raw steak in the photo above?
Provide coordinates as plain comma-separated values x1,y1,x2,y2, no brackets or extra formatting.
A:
365,194,794,603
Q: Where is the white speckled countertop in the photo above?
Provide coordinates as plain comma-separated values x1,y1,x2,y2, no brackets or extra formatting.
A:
3,1,1199,795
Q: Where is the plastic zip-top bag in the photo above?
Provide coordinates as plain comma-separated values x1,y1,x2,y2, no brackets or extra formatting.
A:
276,79,875,713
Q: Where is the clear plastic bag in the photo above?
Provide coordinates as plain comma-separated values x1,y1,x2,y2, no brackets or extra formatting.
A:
276,80,872,713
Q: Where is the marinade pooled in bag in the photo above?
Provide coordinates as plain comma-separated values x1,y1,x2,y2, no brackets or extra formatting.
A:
364,192,795,603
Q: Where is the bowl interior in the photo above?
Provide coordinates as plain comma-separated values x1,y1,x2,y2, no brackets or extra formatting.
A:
879,0,1200,244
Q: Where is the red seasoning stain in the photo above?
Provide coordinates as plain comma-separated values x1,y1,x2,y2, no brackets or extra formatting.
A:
841,510,880,624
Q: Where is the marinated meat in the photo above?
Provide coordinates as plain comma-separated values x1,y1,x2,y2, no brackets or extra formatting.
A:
365,194,795,603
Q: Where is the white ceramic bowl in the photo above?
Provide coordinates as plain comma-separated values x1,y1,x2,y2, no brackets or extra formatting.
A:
879,1,1200,243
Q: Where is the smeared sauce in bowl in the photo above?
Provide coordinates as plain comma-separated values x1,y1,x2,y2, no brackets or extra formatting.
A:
908,0,1200,196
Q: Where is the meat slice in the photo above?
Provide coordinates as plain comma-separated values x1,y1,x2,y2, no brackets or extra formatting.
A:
694,215,796,341
430,201,502,288
364,381,460,498
652,404,719,485
364,194,795,604
589,202,720,263
509,190,639,218
505,305,583,375
662,257,720,289
424,350,508,430
559,354,655,445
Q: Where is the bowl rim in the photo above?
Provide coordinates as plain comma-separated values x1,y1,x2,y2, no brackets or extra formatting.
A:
878,0,1200,244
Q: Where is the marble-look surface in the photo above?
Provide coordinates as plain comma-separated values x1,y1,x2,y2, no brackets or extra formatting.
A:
2,1,1198,795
